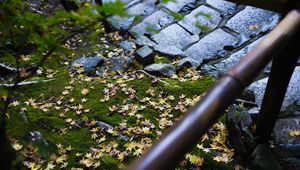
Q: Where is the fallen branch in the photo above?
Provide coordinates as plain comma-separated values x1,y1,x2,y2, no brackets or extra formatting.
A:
0,64,19,76
0,79,55,87
137,70,171,86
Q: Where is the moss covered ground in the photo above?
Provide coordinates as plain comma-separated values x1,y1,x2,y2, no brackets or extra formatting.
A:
2,61,238,169
0,27,239,169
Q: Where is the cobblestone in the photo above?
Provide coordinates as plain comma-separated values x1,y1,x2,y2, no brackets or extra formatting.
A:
178,5,222,35
226,6,280,41
184,29,238,63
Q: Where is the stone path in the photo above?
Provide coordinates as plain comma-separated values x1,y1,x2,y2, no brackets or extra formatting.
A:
104,0,300,147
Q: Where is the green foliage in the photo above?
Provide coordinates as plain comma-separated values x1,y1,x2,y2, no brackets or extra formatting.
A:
102,0,127,17
196,12,212,19
195,22,212,33
170,11,184,20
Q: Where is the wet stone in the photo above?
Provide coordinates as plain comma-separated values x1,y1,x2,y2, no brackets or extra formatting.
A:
135,46,154,65
71,56,104,75
179,2,196,13
129,10,174,37
151,24,199,50
273,116,300,145
107,0,156,30
184,29,238,63
29,131,48,145
107,16,135,30
135,36,157,47
251,144,283,170
154,45,184,57
119,40,136,51
178,5,222,35
206,0,236,14
106,56,132,73
162,0,195,12
248,67,300,110
214,37,263,73
126,0,156,16
96,121,114,130
226,6,280,41
297,98,300,106
144,63,176,77
102,0,132,4
176,57,200,71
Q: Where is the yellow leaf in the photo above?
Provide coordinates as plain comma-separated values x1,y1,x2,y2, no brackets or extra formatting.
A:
289,130,300,137
81,88,89,96
186,154,203,166
12,143,23,151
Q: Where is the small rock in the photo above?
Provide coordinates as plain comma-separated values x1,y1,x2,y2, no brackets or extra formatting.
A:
106,56,132,73
135,36,157,47
117,134,130,141
200,64,219,77
227,106,255,155
176,57,200,71
251,144,283,170
154,45,184,57
119,41,136,51
135,46,154,65
96,56,132,76
96,121,114,130
273,115,300,145
144,63,176,77
71,56,103,75
296,97,300,106
107,16,135,30
29,131,48,145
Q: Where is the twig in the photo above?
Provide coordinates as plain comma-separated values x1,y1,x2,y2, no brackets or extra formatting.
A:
0,79,55,87
137,70,171,86
234,99,258,107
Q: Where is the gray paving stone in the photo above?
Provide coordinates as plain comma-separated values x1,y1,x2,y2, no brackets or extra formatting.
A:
135,36,157,47
248,67,300,111
135,46,154,65
154,45,185,57
206,0,236,14
151,24,199,50
176,58,200,71
162,0,195,12
102,0,132,4
129,10,175,37
178,5,222,35
119,40,136,51
144,63,176,77
214,37,263,72
184,29,238,63
107,0,156,30
273,116,300,144
126,0,156,16
107,16,135,30
226,6,280,41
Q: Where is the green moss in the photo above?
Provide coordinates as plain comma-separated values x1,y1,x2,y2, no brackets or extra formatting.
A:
154,54,172,64
4,65,233,169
